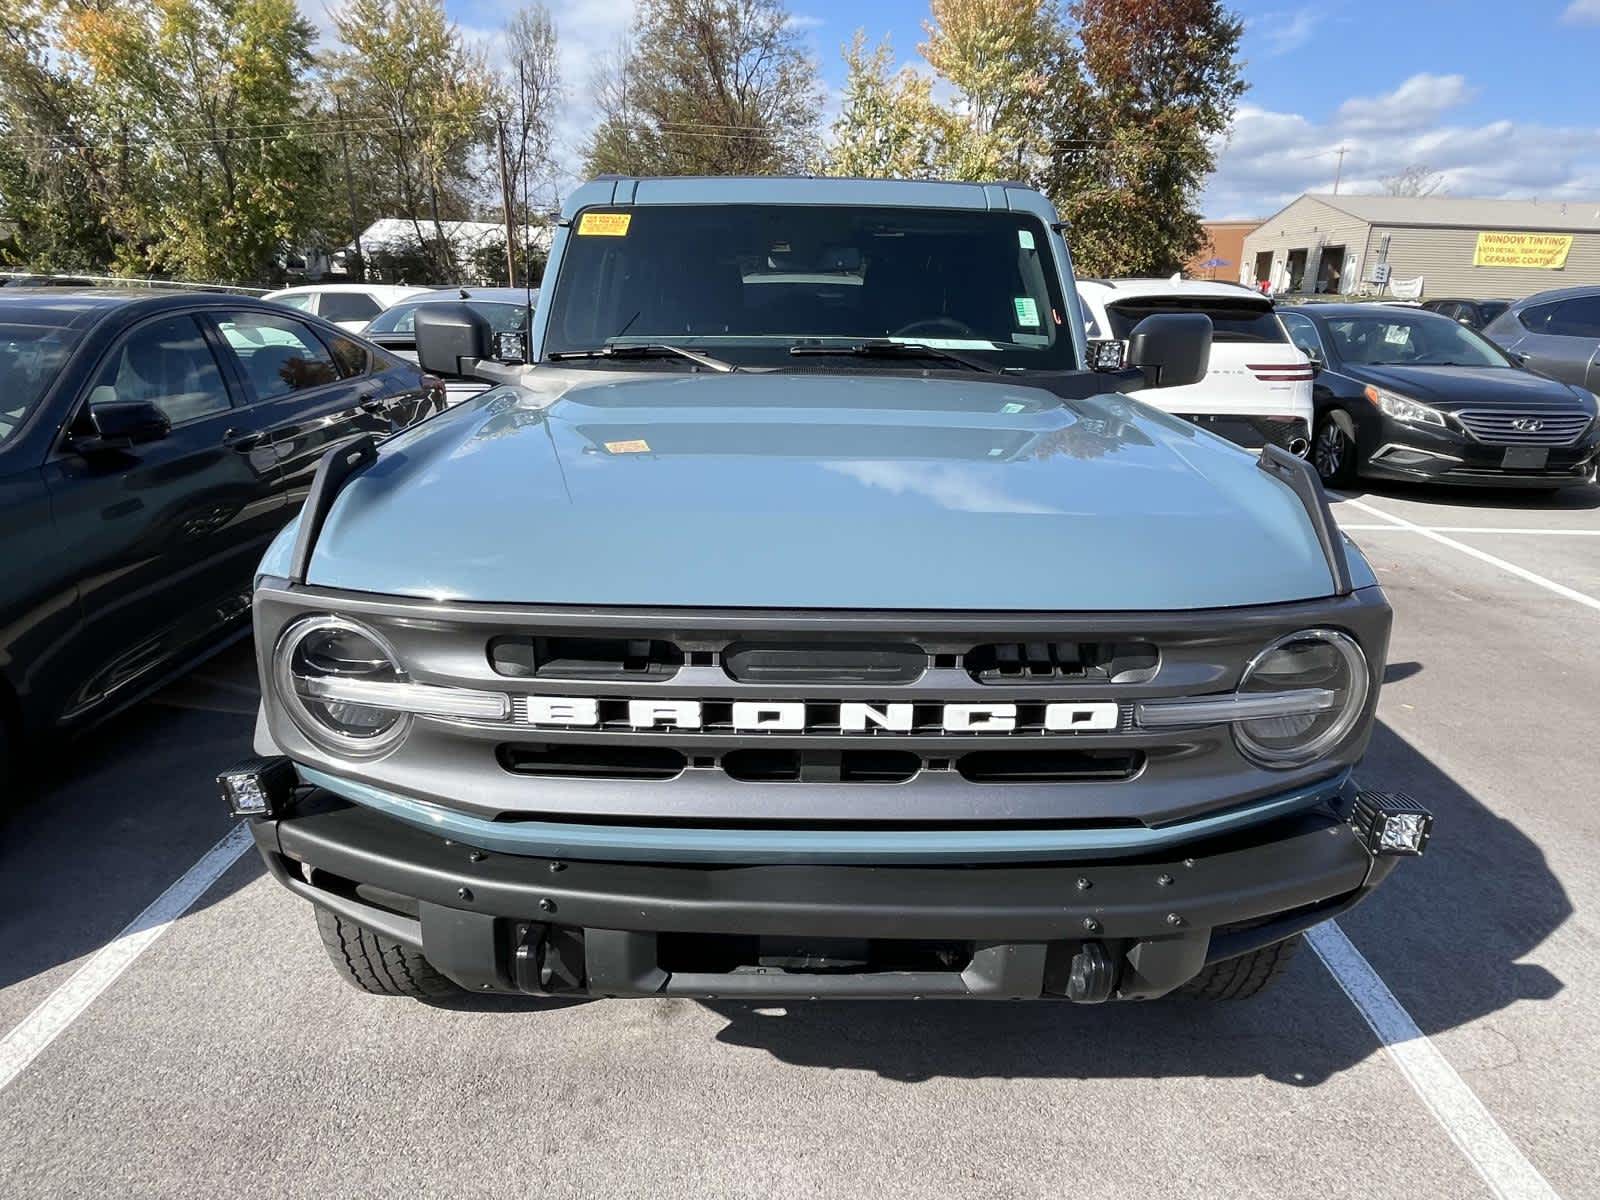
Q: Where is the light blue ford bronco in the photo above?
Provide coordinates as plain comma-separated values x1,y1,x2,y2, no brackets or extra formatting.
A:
222,176,1430,1003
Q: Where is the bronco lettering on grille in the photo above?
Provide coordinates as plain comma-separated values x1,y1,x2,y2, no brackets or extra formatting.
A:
520,699,1122,733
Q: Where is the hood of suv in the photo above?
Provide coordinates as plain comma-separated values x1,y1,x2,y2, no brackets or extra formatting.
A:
290,372,1350,610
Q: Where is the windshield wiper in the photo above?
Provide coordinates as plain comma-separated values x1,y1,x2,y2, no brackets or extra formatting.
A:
788,339,1002,374
547,343,738,373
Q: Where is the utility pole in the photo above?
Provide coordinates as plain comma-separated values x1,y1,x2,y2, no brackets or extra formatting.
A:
335,94,364,282
497,115,518,288
1332,144,1348,195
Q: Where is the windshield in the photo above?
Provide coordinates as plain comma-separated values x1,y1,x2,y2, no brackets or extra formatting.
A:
1323,312,1510,367
1105,297,1285,343
543,204,1077,370
1,321,83,447
367,299,530,337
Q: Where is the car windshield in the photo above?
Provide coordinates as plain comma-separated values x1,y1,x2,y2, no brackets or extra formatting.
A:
543,204,1077,370
1322,312,1510,367
1105,296,1284,343
367,299,530,336
0,320,83,447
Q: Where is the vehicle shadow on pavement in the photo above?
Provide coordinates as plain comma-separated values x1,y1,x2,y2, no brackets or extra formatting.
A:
1338,479,1600,511
698,722,1568,1086
0,644,262,995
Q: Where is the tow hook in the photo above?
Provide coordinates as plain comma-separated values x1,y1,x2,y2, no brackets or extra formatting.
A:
1065,942,1118,1003
513,923,586,994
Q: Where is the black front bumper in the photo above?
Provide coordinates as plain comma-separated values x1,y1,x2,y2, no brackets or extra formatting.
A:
251,788,1400,1001
1361,417,1600,486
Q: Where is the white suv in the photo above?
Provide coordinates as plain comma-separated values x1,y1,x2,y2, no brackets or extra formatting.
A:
261,284,433,333
1076,278,1314,456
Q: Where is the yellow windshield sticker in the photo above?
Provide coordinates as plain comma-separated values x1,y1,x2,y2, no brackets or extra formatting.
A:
578,212,632,237
604,439,651,454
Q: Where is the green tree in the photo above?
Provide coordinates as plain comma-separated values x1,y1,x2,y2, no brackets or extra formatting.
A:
71,0,325,281
917,0,1063,181
0,0,123,270
584,0,823,177
327,0,494,281
827,32,945,180
1042,0,1245,276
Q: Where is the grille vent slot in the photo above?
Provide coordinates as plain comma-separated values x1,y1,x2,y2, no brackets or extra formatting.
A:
723,642,925,685
956,749,1143,783
498,743,686,780
965,641,1157,684
490,636,683,681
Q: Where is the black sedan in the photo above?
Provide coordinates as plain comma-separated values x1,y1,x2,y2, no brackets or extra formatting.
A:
1278,304,1600,489
0,289,442,793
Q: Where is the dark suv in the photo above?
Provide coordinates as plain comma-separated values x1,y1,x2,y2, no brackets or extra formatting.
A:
1481,286,1600,389
0,289,440,792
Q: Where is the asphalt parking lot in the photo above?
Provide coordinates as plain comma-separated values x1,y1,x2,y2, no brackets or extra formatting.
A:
2,480,1597,1199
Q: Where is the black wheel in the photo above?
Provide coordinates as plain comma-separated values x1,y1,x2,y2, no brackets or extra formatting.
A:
315,909,457,998
1178,933,1302,1000
1312,414,1358,487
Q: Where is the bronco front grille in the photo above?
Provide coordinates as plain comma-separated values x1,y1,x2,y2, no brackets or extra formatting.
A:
1455,409,1592,446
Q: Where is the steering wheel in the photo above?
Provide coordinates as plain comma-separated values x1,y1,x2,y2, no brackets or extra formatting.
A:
891,317,975,338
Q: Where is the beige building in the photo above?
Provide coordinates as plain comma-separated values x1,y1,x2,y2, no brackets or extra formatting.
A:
1240,193,1600,300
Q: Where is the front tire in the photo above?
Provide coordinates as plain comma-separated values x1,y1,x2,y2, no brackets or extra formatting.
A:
1312,414,1359,487
316,909,457,998
1179,934,1302,1000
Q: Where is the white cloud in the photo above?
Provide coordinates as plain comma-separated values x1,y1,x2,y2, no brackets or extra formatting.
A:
1251,8,1321,57
1562,0,1600,25
784,13,826,31
1204,76,1600,219
1334,73,1474,132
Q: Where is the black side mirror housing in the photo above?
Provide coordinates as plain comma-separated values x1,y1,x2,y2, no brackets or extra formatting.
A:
1506,350,1529,368
1125,313,1212,389
76,400,171,454
415,303,493,379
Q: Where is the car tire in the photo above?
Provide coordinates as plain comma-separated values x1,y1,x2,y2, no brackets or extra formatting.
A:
1312,414,1358,487
1178,933,1302,1000
315,909,457,998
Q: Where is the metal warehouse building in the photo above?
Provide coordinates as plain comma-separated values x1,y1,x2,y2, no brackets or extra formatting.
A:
1240,193,1600,300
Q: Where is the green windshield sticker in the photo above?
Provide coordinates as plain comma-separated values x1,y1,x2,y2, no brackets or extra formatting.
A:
1018,230,1035,251
1001,401,1026,414
1013,296,1040,326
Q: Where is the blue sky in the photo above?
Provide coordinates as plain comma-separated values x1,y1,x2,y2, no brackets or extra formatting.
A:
300,0,1600,219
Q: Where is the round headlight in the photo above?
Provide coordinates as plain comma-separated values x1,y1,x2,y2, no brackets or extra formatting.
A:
275,615,410,757
1234,629,1369,768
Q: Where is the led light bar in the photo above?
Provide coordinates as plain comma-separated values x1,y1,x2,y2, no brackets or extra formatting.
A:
298,675,511,721
1135,688,1337,729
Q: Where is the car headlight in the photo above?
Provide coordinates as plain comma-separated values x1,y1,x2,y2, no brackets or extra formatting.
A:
275,616,412,756
273,615,512,757
1365,385,1446,427
1233,629,1370,768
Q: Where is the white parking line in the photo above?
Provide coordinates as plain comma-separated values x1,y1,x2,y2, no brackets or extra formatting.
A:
1309,922,1559,1200
1338,496,1600,614
1340,524,1600,535
0,824,253,1094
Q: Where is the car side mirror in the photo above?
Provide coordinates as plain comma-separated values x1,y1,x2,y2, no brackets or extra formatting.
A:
415,303,493,378
75,399,171,454
1302,347,1323,371
1125,313,1211,389
1507,350,1529,368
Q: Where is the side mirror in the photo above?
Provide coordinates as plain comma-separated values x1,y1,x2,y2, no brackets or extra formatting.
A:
75,399,171,454
1125,313,1211,389
1302,347,1324,371
1507,350,1529,368
415,303,493,378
